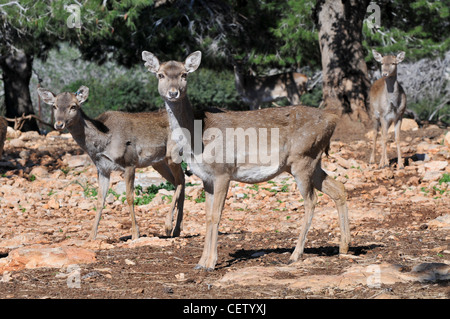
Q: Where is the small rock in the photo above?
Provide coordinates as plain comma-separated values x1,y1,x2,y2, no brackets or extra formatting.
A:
422,170,442,182
6,126,20,139
19,131,40,141
424,161,448,171
9,138,25,148
444,131,450,148
0,245,96,274
122,236,173,248
124,259,136,265
30,166,49,178
66,154,92,168
427,214,450,229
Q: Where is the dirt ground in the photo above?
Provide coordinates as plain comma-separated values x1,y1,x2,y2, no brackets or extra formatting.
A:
0,115,449,300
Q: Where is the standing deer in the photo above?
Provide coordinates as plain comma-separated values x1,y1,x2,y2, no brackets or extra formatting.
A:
37,87,185,240
233,63,308,110
142,51,350,270
369,50,407,168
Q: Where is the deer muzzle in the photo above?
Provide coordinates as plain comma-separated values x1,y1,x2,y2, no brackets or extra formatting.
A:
54,121,65,130
167,88,180,100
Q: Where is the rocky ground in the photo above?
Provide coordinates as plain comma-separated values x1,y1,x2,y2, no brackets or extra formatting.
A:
0,117,449,299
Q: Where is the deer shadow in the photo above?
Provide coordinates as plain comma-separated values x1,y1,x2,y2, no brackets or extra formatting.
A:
221,243,383,269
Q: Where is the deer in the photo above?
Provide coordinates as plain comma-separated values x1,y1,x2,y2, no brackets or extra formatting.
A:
37,86,185,240
142,51,350,270
233,62,308,110
369,50,407,169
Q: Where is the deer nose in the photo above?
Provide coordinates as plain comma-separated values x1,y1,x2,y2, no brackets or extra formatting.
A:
168,88,179,99
382,72,389,77
54,121,65,130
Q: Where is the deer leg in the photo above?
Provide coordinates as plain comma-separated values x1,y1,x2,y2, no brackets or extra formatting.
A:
196,177,230,270
195,182,214,269
125,166,140,240
153,161,185,237
394,119,404,169
379,120,389,168
89,170,110,240
313,167,350,254
289,167,318,263
369,120,380,164
168,163,185,237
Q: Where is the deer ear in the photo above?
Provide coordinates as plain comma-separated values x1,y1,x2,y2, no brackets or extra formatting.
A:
396,51,405,63
185,51,201,73
75,86,89,104
142,51,160,73
37,88,56,105
372,50,383,63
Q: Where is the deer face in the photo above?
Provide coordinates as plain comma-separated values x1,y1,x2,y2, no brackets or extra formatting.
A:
373,50,405,77
37,86,89,130
142,51,201,102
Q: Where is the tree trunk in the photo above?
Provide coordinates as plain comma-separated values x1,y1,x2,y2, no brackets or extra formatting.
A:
0,48,39,132
315,0,371,122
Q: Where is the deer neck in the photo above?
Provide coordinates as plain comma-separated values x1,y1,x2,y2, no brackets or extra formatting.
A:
384,72,399,94
67,110,107,155
164,97,197,155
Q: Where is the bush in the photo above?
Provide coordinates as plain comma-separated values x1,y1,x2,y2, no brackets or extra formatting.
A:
62,76,163,118
63,67,245,117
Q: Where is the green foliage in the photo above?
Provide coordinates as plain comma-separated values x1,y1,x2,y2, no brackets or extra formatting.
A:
363,0,450,62
188,69,242,110
133,181,175,206
439,173,450,185
62,76,162,117
263,0,320,69
62,65,243,117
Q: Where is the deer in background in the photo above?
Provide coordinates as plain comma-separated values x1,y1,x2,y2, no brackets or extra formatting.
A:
142,51,350,270
369,50,407,169
37,87,185,240
233,62,308,110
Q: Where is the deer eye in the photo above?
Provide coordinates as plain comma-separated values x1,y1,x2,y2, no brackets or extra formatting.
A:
52,104,57,110
158,73,165,79
181,73,187,79
70,105,77,111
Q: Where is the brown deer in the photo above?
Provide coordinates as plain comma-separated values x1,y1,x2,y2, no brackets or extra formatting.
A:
233,62,308,110
37,87,185,240
369,50,407,168
142,51,350,270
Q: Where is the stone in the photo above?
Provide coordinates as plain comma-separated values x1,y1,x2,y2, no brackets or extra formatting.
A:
0,245,96,274
6,126,20,139
120,236,173,248
424,160,448,171
8,138,25,148
445,131,450,148
0,233,49,252
66,154,92,168
427,214,450,229
19,131,40,141
422,170,442,182
215,262,450,292
388,118,418,132
30,166,49,178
